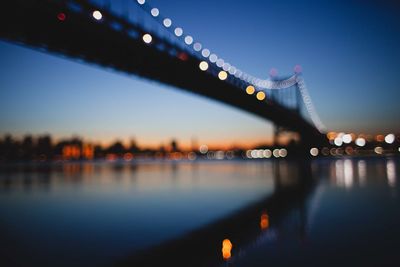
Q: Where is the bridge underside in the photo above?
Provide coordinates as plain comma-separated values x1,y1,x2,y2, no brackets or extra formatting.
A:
0,0,326,145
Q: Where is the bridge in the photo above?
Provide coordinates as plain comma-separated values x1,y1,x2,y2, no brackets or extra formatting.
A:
0,0,327,146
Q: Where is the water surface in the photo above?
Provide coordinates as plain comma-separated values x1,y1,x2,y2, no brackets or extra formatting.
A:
0,158,399,267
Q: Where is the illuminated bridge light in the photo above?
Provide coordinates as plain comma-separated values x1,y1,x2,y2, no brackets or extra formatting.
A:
137,0,145,5
163,18,172,27
201,49,210,58
92,10,102,20
216,58,224,68
199,61,209,71
193,42,202,51
174,27,183,37
273,149,280,158
229,66,236,75
57,12,66,21
209,54,217,63
142,33,152,44
218,71,228,80
222,63,231,71
256,91,266,101
184,35,193,45
150,8,159,17
246,85,255,95
222,239,233,260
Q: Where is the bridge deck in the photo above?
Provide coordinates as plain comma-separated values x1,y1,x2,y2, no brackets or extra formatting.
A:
0,0,325,144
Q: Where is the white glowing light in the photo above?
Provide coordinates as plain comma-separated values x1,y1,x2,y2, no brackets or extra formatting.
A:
216,58,224,68
199,145,208,154
387,160,396,187
279,149,287,158
142,33,152,44
199,61,209,71
334,137,343,146
222,63,231,71
137,0,145,4
263,149,272,158
163,18,172,27
310,148,319,156
374,147,383,154
385,134,395,144
150,8,159,17
92,10,102,20
246,150,252,159
273,149,280,158
209,54,217,63
342,134,352,144
193,42,202,51
201,49,210,58
184,36,193,45
355,137,366,147
174,27,183,37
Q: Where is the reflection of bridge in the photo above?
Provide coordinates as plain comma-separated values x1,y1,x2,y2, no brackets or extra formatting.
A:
0,0,326,145
116,160,315,267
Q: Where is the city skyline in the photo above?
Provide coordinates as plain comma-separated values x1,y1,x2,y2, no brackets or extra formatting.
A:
1,0,399,147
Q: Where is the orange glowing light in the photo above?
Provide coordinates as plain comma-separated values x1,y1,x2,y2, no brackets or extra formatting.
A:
222,239,232,260
246,85,255,95
260,213,269,230
327,132,336,140
256,91,266,101
376,135,384,142
106,154,117,161
123,152,133,161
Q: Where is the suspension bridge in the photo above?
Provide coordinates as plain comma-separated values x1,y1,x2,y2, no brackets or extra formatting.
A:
0,0,327,146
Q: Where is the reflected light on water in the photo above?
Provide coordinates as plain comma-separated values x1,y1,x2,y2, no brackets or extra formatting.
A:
387,160,396,187
358,160,367,186
335,160,354,188
260,213,269,230
222,239,233,260
344,159,354,188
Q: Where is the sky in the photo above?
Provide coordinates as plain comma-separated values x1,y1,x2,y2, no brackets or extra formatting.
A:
0,0,400,148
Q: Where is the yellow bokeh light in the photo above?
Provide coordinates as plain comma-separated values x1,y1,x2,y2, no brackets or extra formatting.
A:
256,91,266,101
199,61,209,71
218,71,228,80
246,85,255,95
142,33,152,44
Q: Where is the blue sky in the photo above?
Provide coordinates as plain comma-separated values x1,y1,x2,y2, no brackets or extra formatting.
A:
0,0,399,147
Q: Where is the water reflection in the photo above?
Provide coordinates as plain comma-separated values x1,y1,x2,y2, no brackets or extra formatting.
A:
358,160,367,185
260,213,269,230
222,239,233,260
387,160,396,187
0,158,399,267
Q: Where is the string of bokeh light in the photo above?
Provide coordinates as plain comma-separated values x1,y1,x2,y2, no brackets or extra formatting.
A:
82,1,325,133
133,0,326,132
